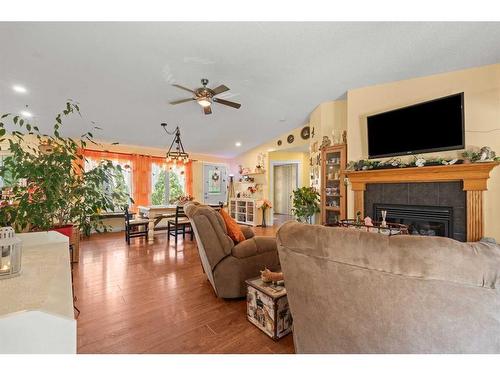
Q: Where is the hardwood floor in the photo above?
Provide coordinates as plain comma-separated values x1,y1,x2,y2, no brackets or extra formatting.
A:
73,225,295,354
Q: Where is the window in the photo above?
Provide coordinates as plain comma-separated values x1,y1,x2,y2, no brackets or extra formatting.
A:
85,157,133,211
151,163,186,205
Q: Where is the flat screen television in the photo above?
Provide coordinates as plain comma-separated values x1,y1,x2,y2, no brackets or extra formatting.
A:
367,93,465,159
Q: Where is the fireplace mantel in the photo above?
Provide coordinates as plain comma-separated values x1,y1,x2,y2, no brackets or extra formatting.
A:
346,162,499,242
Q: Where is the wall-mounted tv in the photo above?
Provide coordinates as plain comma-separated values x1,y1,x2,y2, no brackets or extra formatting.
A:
367,93,465,159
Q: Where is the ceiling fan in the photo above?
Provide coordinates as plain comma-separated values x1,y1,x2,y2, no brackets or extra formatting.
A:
169,78,241,115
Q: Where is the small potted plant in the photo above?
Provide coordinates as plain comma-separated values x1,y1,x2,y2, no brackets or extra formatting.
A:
291,187,320,224
462,150,480,163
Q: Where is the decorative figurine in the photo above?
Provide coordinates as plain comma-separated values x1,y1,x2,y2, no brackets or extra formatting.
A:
320,136,331,149
260,268,284,283
381,210,387,227
479,146,496,161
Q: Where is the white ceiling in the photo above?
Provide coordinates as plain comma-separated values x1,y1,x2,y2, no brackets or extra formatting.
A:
1,22,499,157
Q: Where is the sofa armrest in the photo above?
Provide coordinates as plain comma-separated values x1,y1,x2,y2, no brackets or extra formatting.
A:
239,225,255,240
232,236,277,259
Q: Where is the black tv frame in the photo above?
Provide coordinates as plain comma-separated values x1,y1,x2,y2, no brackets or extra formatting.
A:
367,92,465,159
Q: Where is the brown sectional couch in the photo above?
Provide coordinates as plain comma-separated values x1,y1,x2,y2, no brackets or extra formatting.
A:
277,221,500,353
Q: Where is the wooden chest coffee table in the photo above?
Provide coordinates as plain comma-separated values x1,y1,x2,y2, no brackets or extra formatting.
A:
246,277,293,340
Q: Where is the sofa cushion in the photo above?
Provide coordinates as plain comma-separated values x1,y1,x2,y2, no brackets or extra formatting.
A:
232,236,278,259
219,209,246,243
277,221,500,290
239,225,255,240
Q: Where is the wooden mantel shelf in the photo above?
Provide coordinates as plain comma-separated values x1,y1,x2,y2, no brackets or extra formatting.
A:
345,162,499,242
346,162,499,191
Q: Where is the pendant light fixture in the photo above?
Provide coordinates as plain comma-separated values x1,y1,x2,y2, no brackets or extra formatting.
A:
161,123,190,164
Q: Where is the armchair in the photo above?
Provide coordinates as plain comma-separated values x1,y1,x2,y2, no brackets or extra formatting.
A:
185,202,280,298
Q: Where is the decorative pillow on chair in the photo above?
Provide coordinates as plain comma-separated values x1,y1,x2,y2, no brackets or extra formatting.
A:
219,209,246,243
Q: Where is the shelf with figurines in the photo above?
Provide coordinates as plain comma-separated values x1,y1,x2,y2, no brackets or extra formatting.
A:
238,164,266,177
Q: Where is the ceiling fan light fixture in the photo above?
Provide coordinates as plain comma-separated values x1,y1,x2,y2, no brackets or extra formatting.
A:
197,97,211,108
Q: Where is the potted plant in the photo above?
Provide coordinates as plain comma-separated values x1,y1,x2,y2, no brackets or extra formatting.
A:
0,101,131,239
461,150,480,163
291,187,320,224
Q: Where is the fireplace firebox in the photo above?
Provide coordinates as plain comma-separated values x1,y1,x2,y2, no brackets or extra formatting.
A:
363,182,466,241
373,204,453,238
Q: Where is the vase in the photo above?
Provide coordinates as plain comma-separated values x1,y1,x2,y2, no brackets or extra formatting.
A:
261,208,267,228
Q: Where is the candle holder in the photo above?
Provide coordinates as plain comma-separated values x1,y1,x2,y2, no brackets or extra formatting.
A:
0,227,22,279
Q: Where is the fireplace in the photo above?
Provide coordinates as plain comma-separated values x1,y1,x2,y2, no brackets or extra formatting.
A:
373,203,453,238
346,162,499,242
364,182,466,241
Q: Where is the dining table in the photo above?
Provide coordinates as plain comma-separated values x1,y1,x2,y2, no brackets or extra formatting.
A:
138,203,226,244
138,205,177,243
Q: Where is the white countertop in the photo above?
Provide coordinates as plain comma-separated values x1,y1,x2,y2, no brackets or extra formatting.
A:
0,231,74,320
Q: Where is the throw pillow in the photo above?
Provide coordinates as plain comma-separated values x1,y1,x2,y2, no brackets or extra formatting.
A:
219,209,246,243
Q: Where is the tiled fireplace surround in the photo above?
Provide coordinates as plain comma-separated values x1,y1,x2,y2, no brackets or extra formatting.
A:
364,182,466,241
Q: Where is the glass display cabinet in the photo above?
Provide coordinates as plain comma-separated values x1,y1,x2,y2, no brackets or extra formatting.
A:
321,144,347,225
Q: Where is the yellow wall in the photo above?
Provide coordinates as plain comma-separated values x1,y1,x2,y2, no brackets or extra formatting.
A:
268,150,310,188
229,125,311,223
346,63,500,240
229,125,310,175
309,100,347,141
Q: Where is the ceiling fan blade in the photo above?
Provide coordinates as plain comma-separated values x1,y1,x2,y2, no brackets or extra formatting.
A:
169,98,195,105
213,98,241,109
172,84,196,94
204,105,212,115
212,84,230,95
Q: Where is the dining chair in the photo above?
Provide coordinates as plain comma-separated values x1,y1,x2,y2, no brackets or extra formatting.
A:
167,205,194,248
124,206,150,244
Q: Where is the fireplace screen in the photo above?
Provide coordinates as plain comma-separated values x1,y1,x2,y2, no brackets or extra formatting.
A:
373,204,453,238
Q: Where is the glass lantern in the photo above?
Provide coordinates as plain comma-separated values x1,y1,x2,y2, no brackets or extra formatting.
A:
0,227,22,279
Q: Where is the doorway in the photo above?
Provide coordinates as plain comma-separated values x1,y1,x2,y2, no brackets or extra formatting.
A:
203,163,228,205
273,163,298,223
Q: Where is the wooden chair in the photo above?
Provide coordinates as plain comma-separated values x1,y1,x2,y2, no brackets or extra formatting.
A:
167,205,194,248
124,206,150,244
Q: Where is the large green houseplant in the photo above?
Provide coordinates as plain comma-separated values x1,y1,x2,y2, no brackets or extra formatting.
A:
291,186,320,224
0,101,131,236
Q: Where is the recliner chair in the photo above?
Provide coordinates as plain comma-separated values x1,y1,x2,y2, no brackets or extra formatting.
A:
185,202,280,298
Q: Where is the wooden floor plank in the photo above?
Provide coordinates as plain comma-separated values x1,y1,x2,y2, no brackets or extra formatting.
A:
74,224,295,354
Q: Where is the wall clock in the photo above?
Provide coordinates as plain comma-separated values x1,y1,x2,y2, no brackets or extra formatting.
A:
287,134,294,144
300,126,311,140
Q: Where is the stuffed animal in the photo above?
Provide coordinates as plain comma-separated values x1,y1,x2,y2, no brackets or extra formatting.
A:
260,268,284,283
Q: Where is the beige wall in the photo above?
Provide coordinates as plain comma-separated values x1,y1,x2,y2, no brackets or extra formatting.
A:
346,63,500,240
309,100,347,141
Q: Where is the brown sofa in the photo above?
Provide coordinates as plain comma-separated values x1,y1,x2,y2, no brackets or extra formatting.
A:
277,221,500,353
185,203,280,298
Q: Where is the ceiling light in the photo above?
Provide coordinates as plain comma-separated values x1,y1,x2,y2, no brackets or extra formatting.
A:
161,123,190,163
20,111,32,118
235,142,242,147
197,97,211,108
12,85,27,94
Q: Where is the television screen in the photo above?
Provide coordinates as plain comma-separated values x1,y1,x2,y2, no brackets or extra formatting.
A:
367,93,464,159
